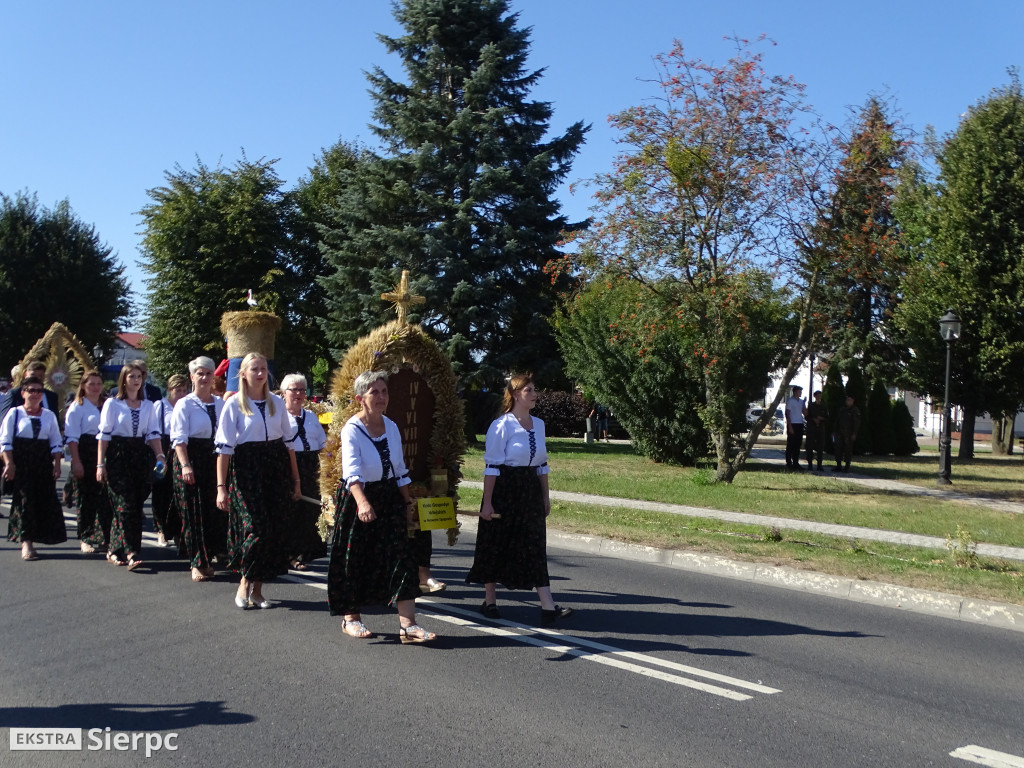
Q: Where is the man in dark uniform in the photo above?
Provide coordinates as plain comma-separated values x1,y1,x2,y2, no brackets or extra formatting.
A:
834,396,861,472
804,390,828,471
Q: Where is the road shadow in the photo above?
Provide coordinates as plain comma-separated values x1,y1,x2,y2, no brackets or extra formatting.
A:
0,700,254,730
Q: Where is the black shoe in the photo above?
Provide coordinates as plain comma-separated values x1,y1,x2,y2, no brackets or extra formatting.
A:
479,602,501,619
540,605,574,627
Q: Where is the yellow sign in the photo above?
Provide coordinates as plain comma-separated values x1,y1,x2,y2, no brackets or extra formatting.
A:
417,496,456,530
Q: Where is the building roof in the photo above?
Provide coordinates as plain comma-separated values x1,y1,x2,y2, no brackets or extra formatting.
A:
116,332,146,349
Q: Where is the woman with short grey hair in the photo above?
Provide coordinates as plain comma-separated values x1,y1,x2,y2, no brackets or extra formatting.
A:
327,370,435,643
281,373,327,569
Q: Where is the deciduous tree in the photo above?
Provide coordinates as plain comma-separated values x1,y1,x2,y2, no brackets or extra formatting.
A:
0,192,131,370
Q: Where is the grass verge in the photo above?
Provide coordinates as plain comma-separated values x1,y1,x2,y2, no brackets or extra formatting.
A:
457,440,1024,606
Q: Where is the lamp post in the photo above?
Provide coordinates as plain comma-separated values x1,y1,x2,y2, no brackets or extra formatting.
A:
937,310,961,486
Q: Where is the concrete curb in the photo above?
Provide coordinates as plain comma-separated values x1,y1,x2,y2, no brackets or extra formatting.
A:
459,512,1024,635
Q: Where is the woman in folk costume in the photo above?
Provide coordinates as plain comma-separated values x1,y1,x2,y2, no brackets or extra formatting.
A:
327,370,436,644
467,374,573,627
64,370,113,554
151,374,187,548
215,353,300,610
97,362,164,571
171,357,225,583
1,375,67,560
280,373,327,570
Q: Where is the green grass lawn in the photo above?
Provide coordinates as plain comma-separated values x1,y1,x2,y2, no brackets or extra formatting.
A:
456,438,1024,606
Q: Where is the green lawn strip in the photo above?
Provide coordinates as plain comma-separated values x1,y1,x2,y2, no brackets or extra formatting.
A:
460,440,1024,547
456,486,1024,606
837,453,1024,501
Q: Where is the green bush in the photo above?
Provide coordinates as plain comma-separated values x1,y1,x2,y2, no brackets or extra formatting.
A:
534,390,589,437
891,399,920,455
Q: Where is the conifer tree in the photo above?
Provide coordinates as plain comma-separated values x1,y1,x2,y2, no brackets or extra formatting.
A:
821,362,845,454
813,99,908,383
318,0,587,386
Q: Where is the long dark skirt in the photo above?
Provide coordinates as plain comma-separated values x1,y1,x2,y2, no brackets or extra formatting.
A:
151,435,181,540
327,478,420,615
466,466,550,590
287,451,326,564
6,437,67,545
173,438,225,570
71,435,113,548
106,436,153,558
226,439,290,581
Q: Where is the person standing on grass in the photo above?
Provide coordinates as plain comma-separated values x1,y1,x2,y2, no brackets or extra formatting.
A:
804,390,828,472
784,385,806,471
467,373,573,627
834,395,861,473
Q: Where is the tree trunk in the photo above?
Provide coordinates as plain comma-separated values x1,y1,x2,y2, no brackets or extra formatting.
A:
991,411,1015,456
957,405,976,461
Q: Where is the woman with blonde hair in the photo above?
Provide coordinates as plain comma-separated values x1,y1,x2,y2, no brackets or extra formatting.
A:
65,370,112,553
215,353,300,609
97,362,164,571
467,374,573,626
171,357,224,582
327,370,436,643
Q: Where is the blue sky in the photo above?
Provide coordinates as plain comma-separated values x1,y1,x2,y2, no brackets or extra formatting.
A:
2,1,1021,329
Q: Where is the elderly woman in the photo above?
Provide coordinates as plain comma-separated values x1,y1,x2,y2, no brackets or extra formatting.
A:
327,370,436,644
1,375,67,560
280,373,327,570
215,353,301,609
151,373,188,548
65,370,112,554
97,362,164,571
467,374,573,626
171,357,225,582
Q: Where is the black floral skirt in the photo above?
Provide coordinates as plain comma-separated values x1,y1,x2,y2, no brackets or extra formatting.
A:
173,438,225,569
151,434,181,539
106,436,153,557
6,437,67,545
71,435,112,548
287,451,326,563
466,466,550,590
226,439,290,581
327,478,420,615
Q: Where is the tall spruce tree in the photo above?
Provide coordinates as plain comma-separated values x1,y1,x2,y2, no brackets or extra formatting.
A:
318,0,587,386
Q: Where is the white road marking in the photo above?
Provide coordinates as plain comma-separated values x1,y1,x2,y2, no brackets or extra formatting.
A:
281,571,777,700
951,745,1024,767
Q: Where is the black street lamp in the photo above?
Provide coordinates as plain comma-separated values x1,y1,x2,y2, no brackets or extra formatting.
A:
937,310,961,485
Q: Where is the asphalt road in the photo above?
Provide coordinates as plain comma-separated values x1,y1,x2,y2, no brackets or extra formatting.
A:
1,510,1022,768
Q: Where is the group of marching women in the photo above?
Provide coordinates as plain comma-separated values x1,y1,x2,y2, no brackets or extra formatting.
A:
2,360,573,644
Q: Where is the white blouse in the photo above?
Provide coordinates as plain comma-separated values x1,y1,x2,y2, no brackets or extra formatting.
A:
1,407,63,454
171,393,224,446
287,409,327,453
341,415,411,488
483,413,550,476
156,398,175,436
98,398,161,442
215,393,294,455
64,399,103,443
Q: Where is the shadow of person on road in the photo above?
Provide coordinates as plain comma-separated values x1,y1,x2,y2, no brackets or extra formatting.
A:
0,699,254,730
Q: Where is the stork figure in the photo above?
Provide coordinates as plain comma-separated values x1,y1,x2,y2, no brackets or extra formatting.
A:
246,289,258,307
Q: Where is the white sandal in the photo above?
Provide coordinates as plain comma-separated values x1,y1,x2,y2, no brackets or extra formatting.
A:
399,624,437,644
343,619,374,639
